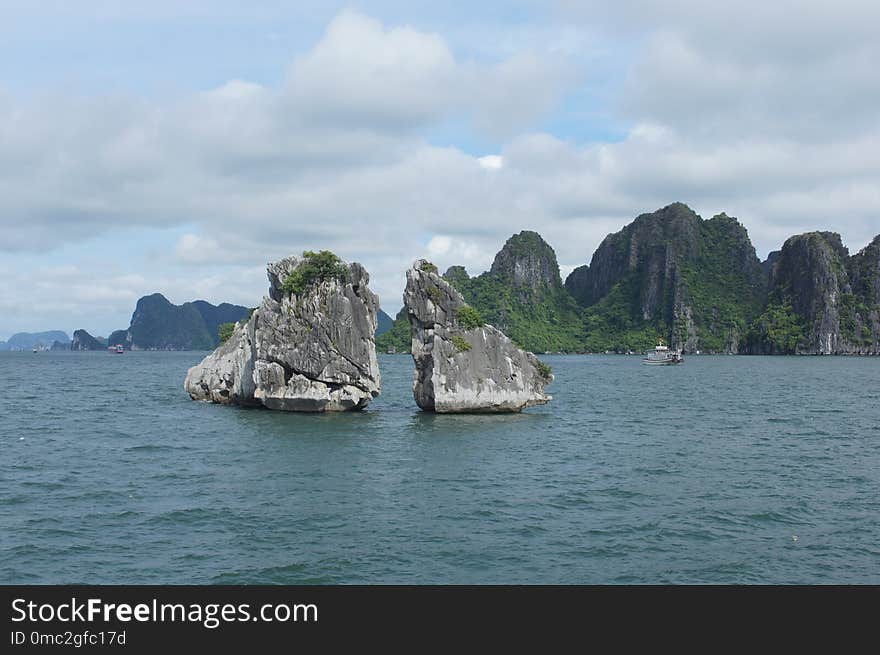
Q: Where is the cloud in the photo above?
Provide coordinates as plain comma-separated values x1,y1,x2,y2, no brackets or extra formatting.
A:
1,5,879,335
285,10,457,130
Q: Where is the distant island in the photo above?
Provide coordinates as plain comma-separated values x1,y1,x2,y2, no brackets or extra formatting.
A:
16,294,396,352
0,331,71,352
378,202,880,356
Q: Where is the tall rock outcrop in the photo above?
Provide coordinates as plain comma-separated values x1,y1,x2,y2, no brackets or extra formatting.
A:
185,251,381,411
490,230,563,292
744,232,880,354
471,231,583,352
404,259,552,413
566,203,765,353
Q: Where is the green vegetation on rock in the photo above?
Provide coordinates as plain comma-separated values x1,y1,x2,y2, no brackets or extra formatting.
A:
456,305,484,330
743,231,880,354
218,322,236,344
282,250,349,295
677,213,765,352
568,204,765,353
581,273,663,352
450,335,471,352
535,360,553,380
746,299,805,354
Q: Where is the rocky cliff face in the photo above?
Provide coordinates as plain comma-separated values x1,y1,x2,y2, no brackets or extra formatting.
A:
404,259,552,412
566,203,700,310
566,203,765,353
70,329,106,351
185,252,381,411
490,230,562,291
847,235,880,352
745,232,880,354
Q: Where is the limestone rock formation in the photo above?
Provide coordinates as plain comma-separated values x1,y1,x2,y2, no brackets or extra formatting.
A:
71,329,106,351
184,252,381,411
744,232,880,354
565,203,766,354
404,259,552,413
490,230,563,292
114,294,250,351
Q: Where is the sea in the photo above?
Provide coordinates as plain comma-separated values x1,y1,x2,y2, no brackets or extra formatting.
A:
1,351,878,584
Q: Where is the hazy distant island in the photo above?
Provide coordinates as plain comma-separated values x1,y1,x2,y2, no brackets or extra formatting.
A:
17,293,396,353
377,202,880,356
0,331,71,352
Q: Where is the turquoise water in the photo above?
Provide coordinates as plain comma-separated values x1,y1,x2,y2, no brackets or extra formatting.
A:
1,352,878,584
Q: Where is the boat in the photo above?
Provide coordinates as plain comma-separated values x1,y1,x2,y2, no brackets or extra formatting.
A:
642,339,683,365
32,346,38,353
115,344,124,354
386,346,397,354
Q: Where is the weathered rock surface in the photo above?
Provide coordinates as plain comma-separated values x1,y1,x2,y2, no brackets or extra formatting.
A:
565,203,766,353
404,259,552,413
744,232,880,354
185,254,381,411
490,230,563,292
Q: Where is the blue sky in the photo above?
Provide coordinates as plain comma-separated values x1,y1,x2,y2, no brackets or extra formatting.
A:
1,1,879,339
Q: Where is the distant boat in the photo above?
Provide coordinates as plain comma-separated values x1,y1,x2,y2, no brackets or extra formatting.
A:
386,346,397,354
115,344,124,354
32,346,38,353
642,339,683,365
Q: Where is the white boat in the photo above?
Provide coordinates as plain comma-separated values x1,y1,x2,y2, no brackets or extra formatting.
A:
115,344,124,354
642,339,683,365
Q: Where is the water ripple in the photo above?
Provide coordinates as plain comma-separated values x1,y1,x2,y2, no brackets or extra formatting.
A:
1,351,879,584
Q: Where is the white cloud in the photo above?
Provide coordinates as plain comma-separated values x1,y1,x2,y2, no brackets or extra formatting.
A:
285,10,457,130
1,5,879,335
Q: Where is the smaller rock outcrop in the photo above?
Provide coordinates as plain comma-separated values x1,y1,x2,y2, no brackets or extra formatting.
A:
404,259,552,413
185,251,381,411
71,329,106,351
490,230,563,291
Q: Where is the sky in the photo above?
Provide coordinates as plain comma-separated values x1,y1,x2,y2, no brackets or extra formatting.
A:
1,1,879,339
